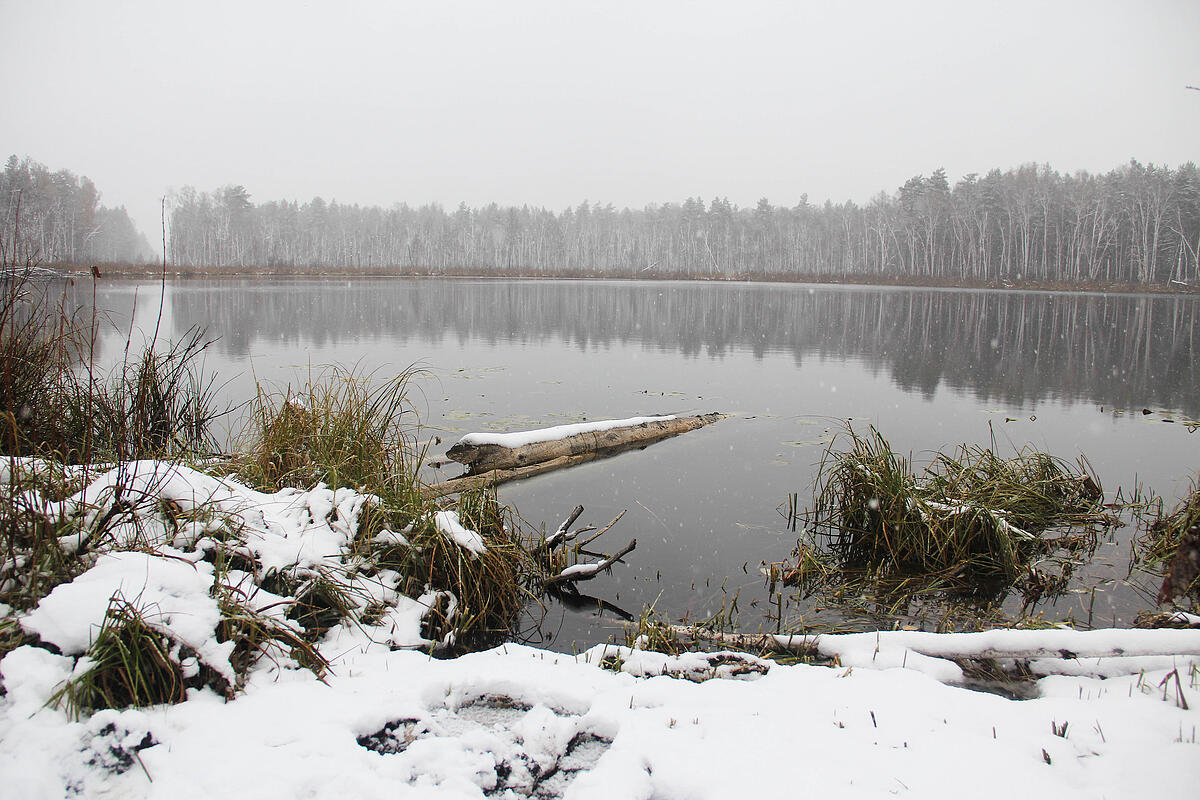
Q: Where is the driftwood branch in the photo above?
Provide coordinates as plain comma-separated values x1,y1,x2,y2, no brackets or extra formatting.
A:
542,504,585,551
543,538,637,589
447,413,724,474
424,414,724,498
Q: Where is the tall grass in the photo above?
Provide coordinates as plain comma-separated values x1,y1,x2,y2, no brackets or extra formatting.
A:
1,267,221,464
233,366,425,505
1,265,84,458
1136,481,1200,607
800,426,1109,598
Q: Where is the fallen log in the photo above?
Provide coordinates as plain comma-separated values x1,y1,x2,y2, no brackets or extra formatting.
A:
654,624,1200,661
421,452,603,500
445,413,724,474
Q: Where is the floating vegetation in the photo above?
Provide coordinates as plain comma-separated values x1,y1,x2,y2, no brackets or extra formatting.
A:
776,426,1114,624
623,604,686,657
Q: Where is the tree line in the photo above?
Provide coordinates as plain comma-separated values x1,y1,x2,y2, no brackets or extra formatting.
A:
167,160,1200,287
0,156,153,265
6,153,1199,287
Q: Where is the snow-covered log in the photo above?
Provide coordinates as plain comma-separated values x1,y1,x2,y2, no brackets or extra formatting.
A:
445,413,724,475
659,625,1200,668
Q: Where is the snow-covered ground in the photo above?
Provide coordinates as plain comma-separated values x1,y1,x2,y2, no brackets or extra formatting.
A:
2,460,1199,798
3,632,1199,799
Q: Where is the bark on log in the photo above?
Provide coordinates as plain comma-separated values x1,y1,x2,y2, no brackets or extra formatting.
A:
421,452,603,500
446,413,724,474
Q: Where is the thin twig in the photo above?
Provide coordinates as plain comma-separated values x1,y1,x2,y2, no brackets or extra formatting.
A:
577,509,627,549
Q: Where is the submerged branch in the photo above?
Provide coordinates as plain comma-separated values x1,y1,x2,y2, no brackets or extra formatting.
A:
543,538,637,589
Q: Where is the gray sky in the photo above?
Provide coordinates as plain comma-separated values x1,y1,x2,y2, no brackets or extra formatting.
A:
2,0,1198,250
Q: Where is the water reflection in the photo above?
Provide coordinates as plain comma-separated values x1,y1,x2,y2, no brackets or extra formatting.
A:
163,280,1200,417
71,277,1200,646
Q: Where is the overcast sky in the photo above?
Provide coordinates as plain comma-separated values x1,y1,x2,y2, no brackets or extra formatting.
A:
2,0,1197,248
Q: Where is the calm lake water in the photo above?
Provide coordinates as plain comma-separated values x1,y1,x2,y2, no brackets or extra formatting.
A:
86,278,1199,649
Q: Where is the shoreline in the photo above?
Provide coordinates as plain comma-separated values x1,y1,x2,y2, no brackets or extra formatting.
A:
44,262,1200,296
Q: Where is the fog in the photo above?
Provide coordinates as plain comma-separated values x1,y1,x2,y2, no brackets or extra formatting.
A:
1,0,1197,251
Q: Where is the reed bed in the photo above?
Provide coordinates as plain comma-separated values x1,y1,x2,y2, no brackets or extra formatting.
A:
1136,481,1200,608
2,266,222,465
796,426,1110,602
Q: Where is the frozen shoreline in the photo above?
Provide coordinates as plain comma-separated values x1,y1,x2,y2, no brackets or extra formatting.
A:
2,459,1199,798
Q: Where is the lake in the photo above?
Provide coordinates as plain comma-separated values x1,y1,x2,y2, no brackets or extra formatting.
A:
84,277,1200,649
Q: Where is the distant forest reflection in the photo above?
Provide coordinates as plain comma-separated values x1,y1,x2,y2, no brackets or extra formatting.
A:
165,280,1199,417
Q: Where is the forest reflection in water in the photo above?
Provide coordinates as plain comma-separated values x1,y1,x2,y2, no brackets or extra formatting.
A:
152,278,1200,417
86,278,1200,647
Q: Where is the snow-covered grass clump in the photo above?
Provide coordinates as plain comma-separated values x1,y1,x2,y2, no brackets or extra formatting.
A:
783,425,1113,616
0,456,531,717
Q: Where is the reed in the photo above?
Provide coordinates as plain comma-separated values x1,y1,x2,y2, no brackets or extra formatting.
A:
1137,482,1200,572
232,366,425,503
2,280,221,465
799,426,1109,598
1136,481,1200,607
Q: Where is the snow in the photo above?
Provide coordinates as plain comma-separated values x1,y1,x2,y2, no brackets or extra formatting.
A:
2,637,1198,799
21,551,232,681
556,563,599,579
452,415,676,449
434,510,486,557
3,459,1200,797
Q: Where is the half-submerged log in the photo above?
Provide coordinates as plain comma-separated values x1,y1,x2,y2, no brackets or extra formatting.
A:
446,413,724,475
421,453,602,500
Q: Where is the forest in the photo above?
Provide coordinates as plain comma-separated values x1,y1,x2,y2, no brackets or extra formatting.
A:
0,156,153,265
4,154,1199,287
165,161,1200,287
